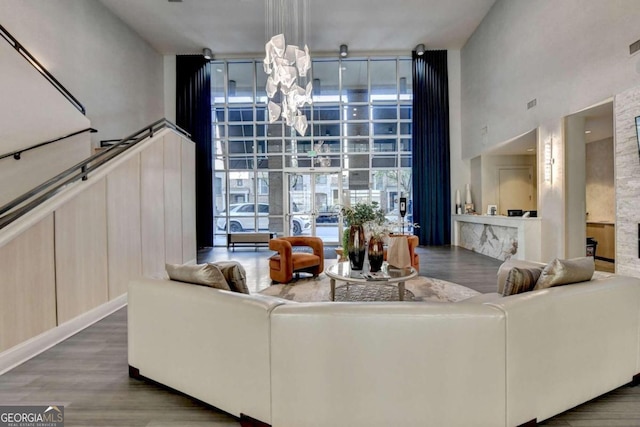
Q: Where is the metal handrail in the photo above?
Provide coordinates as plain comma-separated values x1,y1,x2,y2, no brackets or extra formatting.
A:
0,23,86,115
0,118,191,230
0,128,97,161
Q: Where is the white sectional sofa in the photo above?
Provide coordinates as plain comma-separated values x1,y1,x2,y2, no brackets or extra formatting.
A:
128,273,640,427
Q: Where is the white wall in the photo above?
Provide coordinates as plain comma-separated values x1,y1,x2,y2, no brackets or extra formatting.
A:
448,50,469,240
461,0,640,159
480,154,537,216
0,133,91,208
0,40,90,154
164,55,177,122
586,138,615,222
564,115,587,258
461,0,640,261
0,0,164,145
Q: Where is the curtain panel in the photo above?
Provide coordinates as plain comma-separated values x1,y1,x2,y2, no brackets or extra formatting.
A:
176,56,213,247
412,50,451,245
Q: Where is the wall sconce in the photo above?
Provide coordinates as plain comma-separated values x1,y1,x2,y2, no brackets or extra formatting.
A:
415,44,425,56
202,48,213,60
339,44,348,58
544,137,553,183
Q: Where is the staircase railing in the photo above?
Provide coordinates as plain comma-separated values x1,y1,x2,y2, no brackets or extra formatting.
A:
0,23,86,115
0,118,190,230
0,128,97,161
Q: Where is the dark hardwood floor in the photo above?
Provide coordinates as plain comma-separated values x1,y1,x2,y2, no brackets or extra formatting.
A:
0,246,638,426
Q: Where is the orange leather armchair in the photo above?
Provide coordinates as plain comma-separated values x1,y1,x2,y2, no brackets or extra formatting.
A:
269,236,324,284
384,235,420,272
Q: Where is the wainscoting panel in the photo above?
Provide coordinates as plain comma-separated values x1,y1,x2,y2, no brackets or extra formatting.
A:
182,139,196,263
107,155,142,298
164,133,183,265
54,179,109,324
0,214,56,352
141,141,166,277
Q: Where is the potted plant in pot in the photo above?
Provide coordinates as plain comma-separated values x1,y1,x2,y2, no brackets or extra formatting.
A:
366,220,389,272
341,202,386,270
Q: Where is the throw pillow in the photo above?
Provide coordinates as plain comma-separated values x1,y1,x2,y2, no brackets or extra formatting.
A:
496,259,545,294
210,261,249,294
534,257,595,290
165,263,231,291
502,266,543,296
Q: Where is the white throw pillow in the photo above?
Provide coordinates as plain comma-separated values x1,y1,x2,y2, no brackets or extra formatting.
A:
165,263,231,291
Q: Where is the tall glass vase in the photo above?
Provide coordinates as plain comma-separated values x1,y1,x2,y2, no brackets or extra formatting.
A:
347,224,366,270
368,236,385,272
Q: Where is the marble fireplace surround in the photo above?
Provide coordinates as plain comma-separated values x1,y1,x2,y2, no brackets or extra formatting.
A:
453,214,542,261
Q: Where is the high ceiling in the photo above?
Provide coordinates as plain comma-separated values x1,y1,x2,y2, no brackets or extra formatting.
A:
99,0,496,57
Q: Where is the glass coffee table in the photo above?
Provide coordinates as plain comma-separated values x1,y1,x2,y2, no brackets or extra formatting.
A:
325,261,418,301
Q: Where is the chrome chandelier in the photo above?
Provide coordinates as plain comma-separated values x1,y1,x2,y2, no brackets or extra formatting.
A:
264,0,312,136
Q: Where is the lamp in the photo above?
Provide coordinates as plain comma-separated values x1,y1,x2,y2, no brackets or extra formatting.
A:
202,48,213,60
415,44,425,56
339,44,348,58
264,0,313,136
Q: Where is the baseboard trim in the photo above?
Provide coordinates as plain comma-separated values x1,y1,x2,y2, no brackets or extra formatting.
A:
0,294,127,375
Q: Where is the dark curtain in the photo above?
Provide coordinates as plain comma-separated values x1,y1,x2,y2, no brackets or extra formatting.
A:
176,56,213,247
412,50,450,245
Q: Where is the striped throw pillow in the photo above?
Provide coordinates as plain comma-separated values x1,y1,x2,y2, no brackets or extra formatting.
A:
502,266,543,296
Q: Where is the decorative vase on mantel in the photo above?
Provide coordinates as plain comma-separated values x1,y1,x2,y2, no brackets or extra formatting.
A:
347,224,366,270
368,236,385,273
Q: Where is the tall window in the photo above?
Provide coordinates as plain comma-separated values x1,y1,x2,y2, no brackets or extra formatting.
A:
211,57,413,245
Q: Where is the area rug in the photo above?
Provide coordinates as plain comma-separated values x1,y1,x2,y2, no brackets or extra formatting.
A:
259,274,480,303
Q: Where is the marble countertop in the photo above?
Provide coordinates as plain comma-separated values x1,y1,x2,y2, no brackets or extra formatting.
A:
453,214,541,221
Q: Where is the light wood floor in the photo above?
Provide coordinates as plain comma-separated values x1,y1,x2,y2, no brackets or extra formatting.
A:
1,246,638,426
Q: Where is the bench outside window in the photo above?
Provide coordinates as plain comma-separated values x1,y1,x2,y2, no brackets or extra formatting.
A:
227,232,276,251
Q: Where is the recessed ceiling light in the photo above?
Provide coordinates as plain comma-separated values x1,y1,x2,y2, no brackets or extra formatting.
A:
526,148,535,152
585,130,592,134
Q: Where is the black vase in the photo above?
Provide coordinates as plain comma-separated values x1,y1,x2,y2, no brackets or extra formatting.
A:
347,224,366,270
368,236,385,272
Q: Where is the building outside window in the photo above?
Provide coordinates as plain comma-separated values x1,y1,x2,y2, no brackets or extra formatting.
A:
211,57,413,245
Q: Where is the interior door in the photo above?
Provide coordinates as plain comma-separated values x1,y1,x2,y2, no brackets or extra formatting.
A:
498,167,534,215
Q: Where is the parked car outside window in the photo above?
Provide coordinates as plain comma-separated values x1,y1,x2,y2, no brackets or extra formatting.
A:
216,203,311,235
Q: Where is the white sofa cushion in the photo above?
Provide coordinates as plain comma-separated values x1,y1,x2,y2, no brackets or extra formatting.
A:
270,302,507,427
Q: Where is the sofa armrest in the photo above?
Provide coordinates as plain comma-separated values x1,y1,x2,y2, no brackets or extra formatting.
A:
128,278,285,424
487,276,640,426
